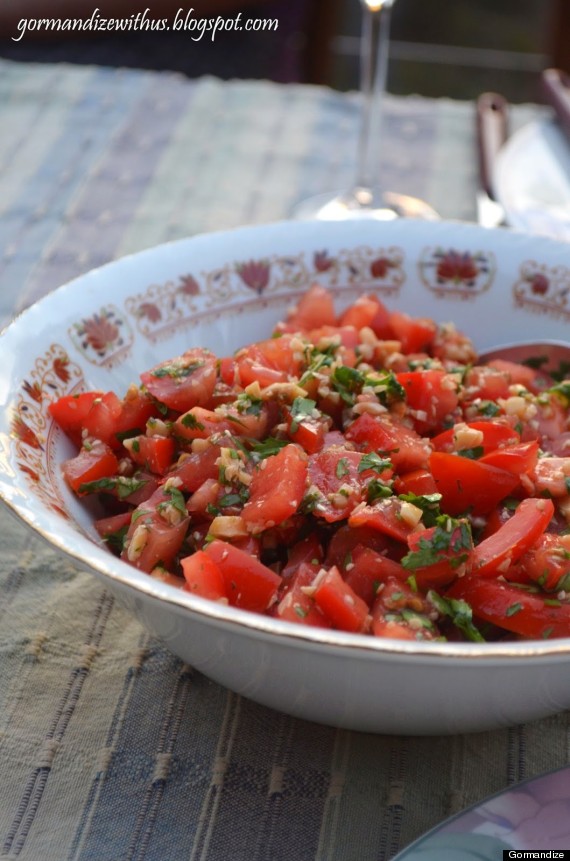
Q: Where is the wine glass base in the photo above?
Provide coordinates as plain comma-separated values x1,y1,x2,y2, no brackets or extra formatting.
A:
292,188,439,222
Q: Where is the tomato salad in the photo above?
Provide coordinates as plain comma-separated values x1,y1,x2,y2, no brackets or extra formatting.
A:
50,285,570,642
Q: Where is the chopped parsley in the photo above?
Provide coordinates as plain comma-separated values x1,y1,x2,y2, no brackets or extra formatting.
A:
152,360,203,379
181,412,205,431
335,457,350,479
249,437,289,459
428,591,485,642
401,516,473,571
79,475,147,500
289,397,317,433
358,451,392,474
398,492,442,527
331,365,364,405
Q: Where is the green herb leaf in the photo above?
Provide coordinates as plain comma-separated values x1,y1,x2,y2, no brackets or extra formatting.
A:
290,397,317,433
335,457,350,479
152,360,204,379
428,591,485,642
398,492,442,527
401,516,472,571
181,412,205,431
358,451,392,474
249,437,289,459
457,446,484,460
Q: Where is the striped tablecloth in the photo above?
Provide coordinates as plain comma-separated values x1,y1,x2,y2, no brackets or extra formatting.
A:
0,59,567,861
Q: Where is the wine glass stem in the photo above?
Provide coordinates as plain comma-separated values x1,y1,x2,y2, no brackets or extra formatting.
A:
355,1,393,192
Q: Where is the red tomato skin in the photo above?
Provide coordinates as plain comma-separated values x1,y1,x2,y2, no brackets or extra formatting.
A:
339,294,391,338
348,497,418,544
94,511,132,540
429,451,520,516
204,540,281,612
480,441,539,475
127,435,176,476
276,563,331,628
325,524,401,570
345,412,431,473
431,421,520,455
370,576,438,640
114,390,158,438
393,469,438,496
519,533,570,591
447,574,570,639
389,311,436,354
313,566,370,633
307,447,383,524
281,533,324,580
286,415,327,454
81,392,123,448
487,358,544,393
471,497,555,577
167,443,221,492
49,391,103,444
397,370,459,433
344,546,407,605
62,442,119,494
278,283,336,333
181,551,228,602
242,444,308,530
235,359,288,388
405,522,472,589
141,348,217,412
121,488,190,573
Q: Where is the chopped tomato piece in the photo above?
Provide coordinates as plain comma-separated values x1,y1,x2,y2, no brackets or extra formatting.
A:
312,565,370,633
471,497,554,577
519,533,570,592
307,447,385,523
49,391,104,445
393,469,438,496
447,574,570,639
371,576,439,640
276,563,331,628
281,533,323,580
389,311,437,354
277,283,336,333
126,435,176,475
81,391,123,448
242,444,308,530
140,348,217,412
429,451,520,516
62,441,119,494
345,412,431,473
431,421,520,455
121,487,189,573
181,550,228,602
339,293,391,338
348,497,419,544
403,518,473,589
204,540,281,612
344,546,407,604
480,440,539,475
397,369,459,433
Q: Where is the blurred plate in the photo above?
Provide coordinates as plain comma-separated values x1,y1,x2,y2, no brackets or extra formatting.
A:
393,765,570,860
495,118,570,241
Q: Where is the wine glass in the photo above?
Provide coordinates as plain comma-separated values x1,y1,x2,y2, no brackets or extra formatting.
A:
293,0,438,221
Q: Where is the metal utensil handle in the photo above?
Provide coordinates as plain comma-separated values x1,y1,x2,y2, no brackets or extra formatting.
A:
476,92,509,200
541,68,570,143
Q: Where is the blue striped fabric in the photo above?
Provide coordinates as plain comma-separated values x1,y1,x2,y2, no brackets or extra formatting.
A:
0,59,566,861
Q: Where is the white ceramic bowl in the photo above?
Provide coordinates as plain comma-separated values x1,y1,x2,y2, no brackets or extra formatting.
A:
2,218,570,736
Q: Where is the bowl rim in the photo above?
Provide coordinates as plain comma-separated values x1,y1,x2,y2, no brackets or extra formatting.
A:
3,217,570,662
